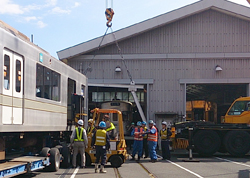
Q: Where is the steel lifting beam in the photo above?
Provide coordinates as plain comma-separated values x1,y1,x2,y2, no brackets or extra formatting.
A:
129,81,148,128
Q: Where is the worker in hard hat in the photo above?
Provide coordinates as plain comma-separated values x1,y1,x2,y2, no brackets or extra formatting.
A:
91,121,110,173
87,119,96,134
103,114,116,139
130,121,144,162
141,121,149,158
146,120,158,162
160,121,172,160
70,119,88,168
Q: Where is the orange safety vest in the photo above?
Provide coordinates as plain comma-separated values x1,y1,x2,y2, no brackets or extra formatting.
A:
147,126,158,142
134,127,143,141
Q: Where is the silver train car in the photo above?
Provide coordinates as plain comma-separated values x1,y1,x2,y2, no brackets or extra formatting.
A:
0,20,87,160
101,100,133,135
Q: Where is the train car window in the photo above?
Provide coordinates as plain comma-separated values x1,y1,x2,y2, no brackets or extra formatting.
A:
36,64,44,98
52,72,60,101
36,63,60,101
4,54,10,90
44,67,51,99
15,60,21,92
81,85,84,96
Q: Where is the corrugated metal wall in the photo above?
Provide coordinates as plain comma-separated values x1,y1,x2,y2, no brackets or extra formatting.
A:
93,9,250,54
67,9,250,119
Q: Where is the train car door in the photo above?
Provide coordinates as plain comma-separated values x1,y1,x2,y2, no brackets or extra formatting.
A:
2,49,23,124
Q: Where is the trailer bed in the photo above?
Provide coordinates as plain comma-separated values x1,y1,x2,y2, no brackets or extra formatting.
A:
0,156,49,178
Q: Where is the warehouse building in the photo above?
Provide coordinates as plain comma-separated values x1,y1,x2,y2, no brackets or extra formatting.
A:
58,0,250,127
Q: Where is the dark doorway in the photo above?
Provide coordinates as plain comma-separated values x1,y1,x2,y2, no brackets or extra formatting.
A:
186,84,247,123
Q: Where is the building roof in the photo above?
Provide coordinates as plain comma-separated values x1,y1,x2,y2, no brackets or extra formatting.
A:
57,0,250,60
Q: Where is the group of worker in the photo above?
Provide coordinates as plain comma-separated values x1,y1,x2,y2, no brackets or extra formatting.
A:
70,115,171,174
130,120,172,162
70,114,115,173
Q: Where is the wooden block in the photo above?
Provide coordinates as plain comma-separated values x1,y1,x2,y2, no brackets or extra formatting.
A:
0,151,5,160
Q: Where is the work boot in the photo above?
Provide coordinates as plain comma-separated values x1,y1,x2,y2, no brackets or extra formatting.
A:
137,156,140,162
130,156,135,161
95,164,99,173
100,165,107,173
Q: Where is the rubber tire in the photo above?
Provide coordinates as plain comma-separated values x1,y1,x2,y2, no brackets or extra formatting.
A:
61,146,71,168
193,130,221,156
49,148,60,171
218,144,227,153
85,153,91,167
110,155,123,168
40,147,50,157
55,145,63,152
224,131,250,157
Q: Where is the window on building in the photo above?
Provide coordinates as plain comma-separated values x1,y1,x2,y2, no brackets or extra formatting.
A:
91,91,145,103
4,54,10,90
141,92,144,102
36,63,60,101
104,92,111,101
97,92,104,102
122,92,129,101
117,92,122,100
129,93,134,102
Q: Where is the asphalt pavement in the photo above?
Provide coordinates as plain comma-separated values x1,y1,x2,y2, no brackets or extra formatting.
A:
13,150,250,178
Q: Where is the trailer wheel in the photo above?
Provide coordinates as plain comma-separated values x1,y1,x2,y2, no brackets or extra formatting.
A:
85,153,91,167
49,148,60,171
193,130,220,156
218,144,227,153
40,147,50,157
61,146,71,168
224,131,250,157
110,155,123,168
55,145,63,152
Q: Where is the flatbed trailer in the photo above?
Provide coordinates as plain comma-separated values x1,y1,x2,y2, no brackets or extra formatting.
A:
0,156,49,178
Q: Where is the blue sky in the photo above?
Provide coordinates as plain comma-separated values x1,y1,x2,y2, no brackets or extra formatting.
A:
1,0,249,58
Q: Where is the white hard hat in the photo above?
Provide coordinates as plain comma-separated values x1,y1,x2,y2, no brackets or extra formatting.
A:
78,120,84,126
162,121,167,125
88,119,93,122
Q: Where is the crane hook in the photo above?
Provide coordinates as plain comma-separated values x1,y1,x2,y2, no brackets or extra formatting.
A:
105,8,114,27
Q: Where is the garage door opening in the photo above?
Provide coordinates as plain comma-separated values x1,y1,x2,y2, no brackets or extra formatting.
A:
186,84,247,123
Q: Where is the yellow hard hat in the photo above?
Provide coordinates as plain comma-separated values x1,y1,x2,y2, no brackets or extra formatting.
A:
88,119,93,123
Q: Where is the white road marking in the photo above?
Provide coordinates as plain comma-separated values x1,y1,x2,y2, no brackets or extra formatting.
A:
157,154,204,178
70,167,79,178
58,168,72,178
215,157,250,168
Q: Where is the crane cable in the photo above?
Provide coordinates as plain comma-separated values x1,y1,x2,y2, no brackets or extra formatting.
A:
105,0,114,27
83,1,114,75
83,27,109,75
110,27,134,83
84,0,133,84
